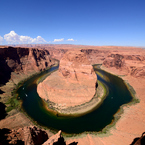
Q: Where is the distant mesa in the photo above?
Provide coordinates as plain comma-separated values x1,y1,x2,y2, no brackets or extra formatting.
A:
37,50,97,108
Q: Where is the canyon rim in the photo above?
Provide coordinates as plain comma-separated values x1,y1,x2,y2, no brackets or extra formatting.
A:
0,45,145,145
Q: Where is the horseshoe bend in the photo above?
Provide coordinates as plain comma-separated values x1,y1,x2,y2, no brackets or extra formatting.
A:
37,50,100,114
0,45,145,145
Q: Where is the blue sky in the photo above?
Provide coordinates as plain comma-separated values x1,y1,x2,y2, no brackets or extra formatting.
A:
0,0,145,46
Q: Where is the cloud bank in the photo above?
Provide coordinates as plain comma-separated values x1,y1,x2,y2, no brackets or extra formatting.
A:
53,38,76,42
67,38,74,41
0,31,76,44
3,31,47,44
53,38,64,42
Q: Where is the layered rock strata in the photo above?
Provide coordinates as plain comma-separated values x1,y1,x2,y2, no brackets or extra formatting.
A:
0,46,55,85
0,46,56,103
37,50,97,108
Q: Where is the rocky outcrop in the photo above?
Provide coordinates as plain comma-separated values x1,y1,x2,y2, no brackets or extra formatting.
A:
0,46,57,104
0,126,48,145
58,50,97,85
0,46,55,86
103,54,125,69
37,50,97,108
81,49,110,64
130,66,145,77
103,53,145,77
42,130,64,145
0,127,76,145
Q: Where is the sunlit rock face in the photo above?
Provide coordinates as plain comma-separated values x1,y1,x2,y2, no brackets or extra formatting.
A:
37,50,97,107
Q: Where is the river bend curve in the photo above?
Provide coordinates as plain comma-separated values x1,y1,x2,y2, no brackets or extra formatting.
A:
16,65,133,134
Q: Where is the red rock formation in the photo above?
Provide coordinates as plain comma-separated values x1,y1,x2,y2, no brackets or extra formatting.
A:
0,127,75,145
59,50,97,85
0,126,48,145
103,53,145,77
130,66,145,77
103,54,125,69
37,50,97,107
42,130,63,145
0,46,55,85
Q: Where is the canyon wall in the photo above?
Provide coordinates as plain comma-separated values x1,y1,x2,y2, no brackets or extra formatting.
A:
0,46,56,103
1,45,145,145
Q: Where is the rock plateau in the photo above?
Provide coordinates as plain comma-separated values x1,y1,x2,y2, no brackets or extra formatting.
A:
37,50,97,108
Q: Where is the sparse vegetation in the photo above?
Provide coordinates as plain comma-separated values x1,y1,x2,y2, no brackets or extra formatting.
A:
5,95,19,112
4,65,57,114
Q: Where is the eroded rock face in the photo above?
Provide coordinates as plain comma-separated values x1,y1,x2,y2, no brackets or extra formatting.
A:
42,130,64,145
59,50,97,85
0,46,55,85
0,127,76,145
103,53,145,77
37,50,97,107
0,126,48,145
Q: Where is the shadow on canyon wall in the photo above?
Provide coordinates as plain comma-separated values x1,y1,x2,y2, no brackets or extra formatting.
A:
0,89,4,94
0,128,24,145
130,132,145,145
0,102,7,120
0,57,12,86
0,127,78,145
68,142,78,145
53,136,78,145
0,46,53,87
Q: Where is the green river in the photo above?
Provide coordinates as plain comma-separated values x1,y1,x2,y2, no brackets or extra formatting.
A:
16,65,133,134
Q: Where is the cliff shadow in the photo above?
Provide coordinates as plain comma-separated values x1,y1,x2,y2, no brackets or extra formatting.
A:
68,142,78,145
0,102,7,120
130,132,145,145
0,128,11,145
53,136,78,145
0,58,12,86
0,89,4,94
53,136,66,145
96,82,98,88
0,128,24,145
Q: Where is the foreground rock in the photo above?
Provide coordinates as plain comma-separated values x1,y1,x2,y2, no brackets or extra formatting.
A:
0,126,74,145
0,126,48,145
42,130,63,145
37,50,97,108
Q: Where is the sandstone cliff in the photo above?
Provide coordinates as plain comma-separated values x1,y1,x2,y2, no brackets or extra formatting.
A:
0,46,56,104
0,46,55,85
103,53,145,77
37,50,97,108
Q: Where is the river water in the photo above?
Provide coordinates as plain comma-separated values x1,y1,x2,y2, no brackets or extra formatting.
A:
16,65,133,134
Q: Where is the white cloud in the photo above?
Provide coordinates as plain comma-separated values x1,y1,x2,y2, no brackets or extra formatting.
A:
4,31,19,43
53,38,64,42
0,36,3,44
32,36,47,43
4,31,47,44
67,38,74,41
19,36,33,43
